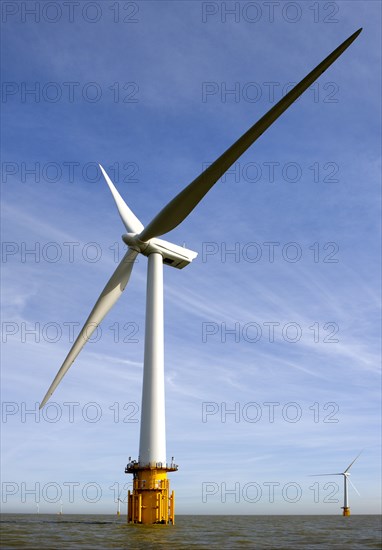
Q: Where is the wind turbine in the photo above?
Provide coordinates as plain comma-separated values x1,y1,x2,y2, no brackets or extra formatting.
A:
311,452,362,516
117,492,124,516
39,29,362,524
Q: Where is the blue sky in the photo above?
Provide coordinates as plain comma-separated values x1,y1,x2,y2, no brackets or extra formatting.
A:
1,0,381,515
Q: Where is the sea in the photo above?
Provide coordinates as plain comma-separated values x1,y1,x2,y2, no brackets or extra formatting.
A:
0,514,381,549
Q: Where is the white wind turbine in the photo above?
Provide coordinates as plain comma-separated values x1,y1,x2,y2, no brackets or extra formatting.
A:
117,492,125,516
311,452,362,516
39,29,362,523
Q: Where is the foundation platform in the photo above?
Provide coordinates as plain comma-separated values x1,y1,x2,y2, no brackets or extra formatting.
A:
125,460,177,524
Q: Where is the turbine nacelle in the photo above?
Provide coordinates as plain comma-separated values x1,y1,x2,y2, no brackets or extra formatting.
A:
122,233,198,269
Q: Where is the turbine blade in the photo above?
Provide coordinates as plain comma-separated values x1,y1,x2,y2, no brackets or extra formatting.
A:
139,28,362,242
99,164,144,234
344,451,363,473
309,473,342,477
40,248,138,408
348,477,360,496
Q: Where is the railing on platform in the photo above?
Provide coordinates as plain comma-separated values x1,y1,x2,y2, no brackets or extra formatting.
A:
125,460,178,473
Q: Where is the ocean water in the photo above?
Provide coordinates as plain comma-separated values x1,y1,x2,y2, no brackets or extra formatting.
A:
0,514,381,549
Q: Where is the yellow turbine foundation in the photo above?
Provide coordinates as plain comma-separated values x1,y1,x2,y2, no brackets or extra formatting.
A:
342,507,351,516
125,462,177,524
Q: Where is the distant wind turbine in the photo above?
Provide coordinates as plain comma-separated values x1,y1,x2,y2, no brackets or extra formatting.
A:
117,492,125,516
311,452,362,515
40,29,362,524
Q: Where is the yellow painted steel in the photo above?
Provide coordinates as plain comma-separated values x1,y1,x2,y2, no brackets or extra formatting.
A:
127,468,175,524
343,507,351,516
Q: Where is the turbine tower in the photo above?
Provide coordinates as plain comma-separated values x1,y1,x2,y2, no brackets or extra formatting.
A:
40,29,361,524
311,452,362,516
